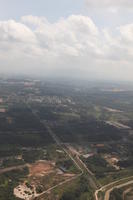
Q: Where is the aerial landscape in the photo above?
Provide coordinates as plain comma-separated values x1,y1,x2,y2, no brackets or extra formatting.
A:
1,78,133,200
0,0,133,200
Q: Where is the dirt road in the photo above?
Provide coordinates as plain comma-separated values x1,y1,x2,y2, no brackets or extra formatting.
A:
0,164,28,174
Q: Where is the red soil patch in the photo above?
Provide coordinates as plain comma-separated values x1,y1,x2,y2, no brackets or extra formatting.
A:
29,161,54,176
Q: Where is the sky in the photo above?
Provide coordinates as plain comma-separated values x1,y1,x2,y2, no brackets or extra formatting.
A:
0,0,133,81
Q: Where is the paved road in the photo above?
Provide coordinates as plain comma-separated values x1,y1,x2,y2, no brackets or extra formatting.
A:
33,124,83,200
0,164,28,174
30,108,98,199
123,187,132,200
45,124,83,172
46,124,98,188
95,176,133,200
75,154,94,176
104,179,133,200
35,172,82,199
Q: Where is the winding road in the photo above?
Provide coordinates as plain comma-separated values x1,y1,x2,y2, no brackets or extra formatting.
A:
95,176,133,200
104,179,133,200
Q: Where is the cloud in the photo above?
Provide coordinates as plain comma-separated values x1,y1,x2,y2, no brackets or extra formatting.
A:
21,15,48,27
119,24,133,42
0,20,36,43
0,15,133,80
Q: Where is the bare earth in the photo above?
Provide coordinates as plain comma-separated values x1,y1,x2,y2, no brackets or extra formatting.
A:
29,161,54,176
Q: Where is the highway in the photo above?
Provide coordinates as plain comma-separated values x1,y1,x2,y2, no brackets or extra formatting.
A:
33,123,84,200
30,108,98,199
45,123,97,187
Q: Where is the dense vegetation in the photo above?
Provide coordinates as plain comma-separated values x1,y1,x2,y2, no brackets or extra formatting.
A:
60,176,94,200
0,168,28,200
109,188,123,200
0,105,54,148
53,119,124,144
81,155,115,178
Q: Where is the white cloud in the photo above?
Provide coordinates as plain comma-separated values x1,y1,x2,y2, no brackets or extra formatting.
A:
119,24,133,42
21,15,48,27
0,15,133,80
0,20,36,43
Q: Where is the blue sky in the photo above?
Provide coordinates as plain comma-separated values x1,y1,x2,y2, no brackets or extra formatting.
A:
0,0,84,21
1,0,133,28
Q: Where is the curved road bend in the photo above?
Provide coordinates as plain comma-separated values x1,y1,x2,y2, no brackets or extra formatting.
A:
95,176,133,200
104,179,133,200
